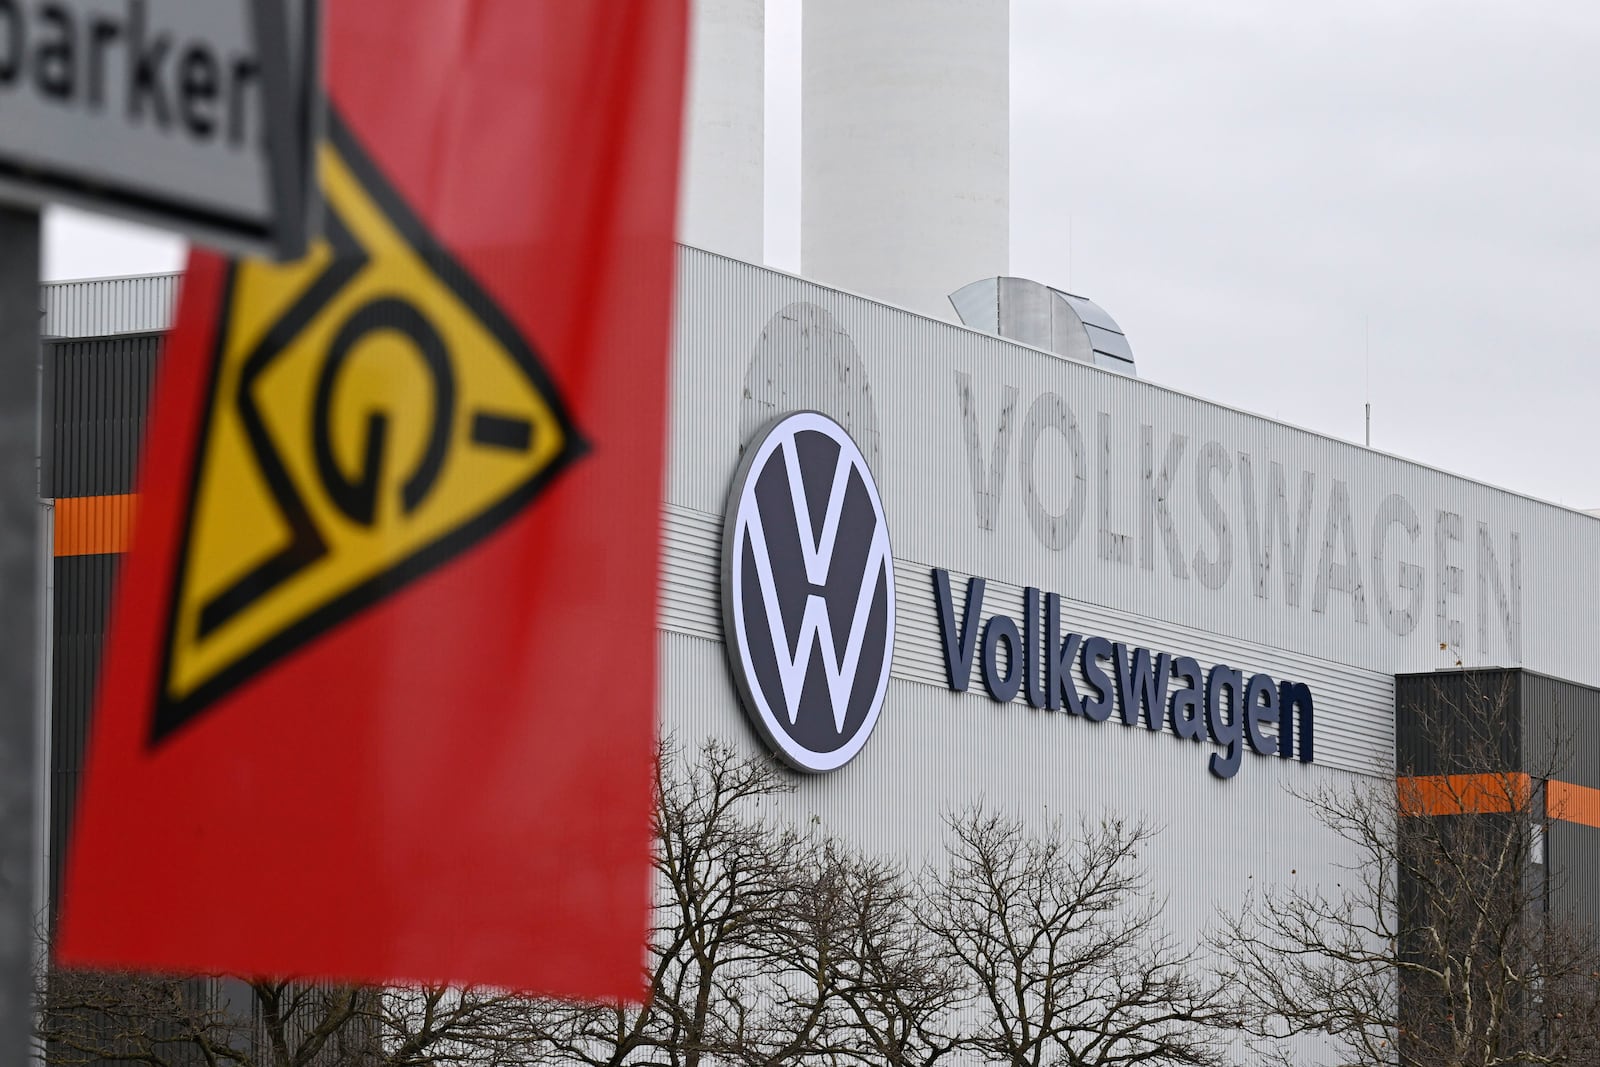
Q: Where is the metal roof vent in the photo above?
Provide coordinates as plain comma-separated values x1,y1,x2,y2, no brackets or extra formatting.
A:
949,276,1136,376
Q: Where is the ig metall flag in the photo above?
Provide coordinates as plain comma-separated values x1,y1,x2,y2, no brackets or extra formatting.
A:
57,1,688,999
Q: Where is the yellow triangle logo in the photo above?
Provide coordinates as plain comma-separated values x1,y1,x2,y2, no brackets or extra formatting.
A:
154,116,585,743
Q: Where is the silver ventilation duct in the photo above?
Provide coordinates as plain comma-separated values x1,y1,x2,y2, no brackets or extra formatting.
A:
949,276,1136,376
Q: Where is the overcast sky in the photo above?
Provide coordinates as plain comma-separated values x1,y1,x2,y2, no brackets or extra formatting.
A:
43,0,1600,510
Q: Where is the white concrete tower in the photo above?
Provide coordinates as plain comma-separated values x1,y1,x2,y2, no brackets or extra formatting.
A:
678,0,765,263
802,0,1009,320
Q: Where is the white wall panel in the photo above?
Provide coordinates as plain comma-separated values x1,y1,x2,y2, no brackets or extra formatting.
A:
41,273,179,338
667,247,1600,694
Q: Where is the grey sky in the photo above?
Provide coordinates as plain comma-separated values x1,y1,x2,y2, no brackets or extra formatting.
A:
43,0,1600,509
1007,0,1600,512
42,206,184,281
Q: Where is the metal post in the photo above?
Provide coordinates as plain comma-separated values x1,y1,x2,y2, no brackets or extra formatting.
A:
0,205,41,1063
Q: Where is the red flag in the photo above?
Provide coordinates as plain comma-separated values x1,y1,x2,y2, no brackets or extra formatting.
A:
56,1,688,998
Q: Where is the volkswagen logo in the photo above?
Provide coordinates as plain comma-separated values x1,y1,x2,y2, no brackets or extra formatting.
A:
722,411,896,773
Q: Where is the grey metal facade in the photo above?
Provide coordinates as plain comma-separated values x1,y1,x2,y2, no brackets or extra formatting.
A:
48,553,116,915
1521,672,1600,931
1396,668,1600,932
1394,669,1523,777
1522,672,1600,791
40,329,160,919
42,333,161,499
1550,819,1600,940
36,308,165,917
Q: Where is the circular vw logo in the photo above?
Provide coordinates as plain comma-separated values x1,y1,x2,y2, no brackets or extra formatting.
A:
722,412,896,773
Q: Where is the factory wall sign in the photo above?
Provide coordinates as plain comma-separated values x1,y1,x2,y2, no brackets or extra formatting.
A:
722,411,896,773
932,569,1315,779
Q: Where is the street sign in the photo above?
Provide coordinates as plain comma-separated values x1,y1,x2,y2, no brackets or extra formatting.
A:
0,0,317,259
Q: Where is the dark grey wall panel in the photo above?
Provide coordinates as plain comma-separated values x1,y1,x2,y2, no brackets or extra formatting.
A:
1395,669,1522,776
1521,672,1600,790
1397,668,1600,947
1548,820,1600,934
44,327,166,912
42,332,161,499
49,553,118,917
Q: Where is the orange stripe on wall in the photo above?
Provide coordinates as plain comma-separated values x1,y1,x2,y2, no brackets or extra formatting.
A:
54,494,138,556
1397,773,1531,817
1547,781,1600,830
1398,775,1600,830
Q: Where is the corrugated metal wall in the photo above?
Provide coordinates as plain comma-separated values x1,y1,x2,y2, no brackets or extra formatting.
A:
1520,672,1600,932
48,553,116,914
1394,667,1600,1055
41,274,180,339
42,333,161,498
659,245,1600,846
42,333,159,916
1522,673,1600,792
1548,819,1600,933
1394,669,1522,777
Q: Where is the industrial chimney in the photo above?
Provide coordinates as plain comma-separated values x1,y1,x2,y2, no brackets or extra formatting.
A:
802,0,1009,320
678,0,765,262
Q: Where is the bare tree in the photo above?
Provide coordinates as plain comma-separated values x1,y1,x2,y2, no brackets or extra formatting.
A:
528,737,813,1067
922,805,1231,1067
527,739,977,1067
373,985,543,1067
39,739,922,1067
39,968,252,1066
38,968,380,1067
812,843,964,1067
1213,665,1600,1067
39,962,535,1066
725,834,855,1067
42,743,1244,1067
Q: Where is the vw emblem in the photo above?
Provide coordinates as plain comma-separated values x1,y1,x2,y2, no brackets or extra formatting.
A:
722,411,896,773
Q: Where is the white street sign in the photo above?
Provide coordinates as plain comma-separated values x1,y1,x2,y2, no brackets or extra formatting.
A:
0,0,317,259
